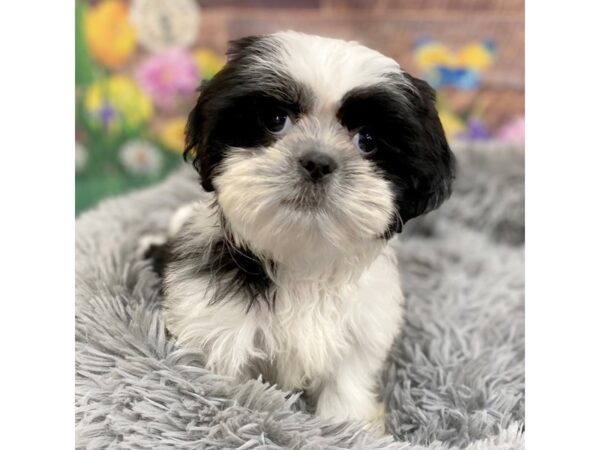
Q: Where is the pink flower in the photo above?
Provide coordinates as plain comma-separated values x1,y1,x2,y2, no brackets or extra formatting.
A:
496,116,525,144
136,49,200,110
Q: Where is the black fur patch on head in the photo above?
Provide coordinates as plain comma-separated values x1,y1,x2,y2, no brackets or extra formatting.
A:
184,35,314,192
337,72,455,233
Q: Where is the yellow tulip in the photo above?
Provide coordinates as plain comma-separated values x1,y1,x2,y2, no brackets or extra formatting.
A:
457,43,495,71
84,0,136,69
193,49,226,79
414,43,456,70
85,75,153,132
438,110,465,139
159,117,187,153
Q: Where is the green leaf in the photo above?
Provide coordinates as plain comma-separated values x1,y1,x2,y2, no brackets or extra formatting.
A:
75,1,94,87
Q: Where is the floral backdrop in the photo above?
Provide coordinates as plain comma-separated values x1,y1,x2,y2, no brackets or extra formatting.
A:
75,0,524,214
76,0,224,213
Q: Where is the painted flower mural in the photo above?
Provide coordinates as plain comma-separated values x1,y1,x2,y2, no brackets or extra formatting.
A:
438,110,466,140
84,75,154,132
75,143,88,174
193,49,225,80
130,0,200,53
84,0,136,69
75,0,225,214
119,140,164,176
411,38,522,142
76,0,522,215
136,49,200,110
159,117,188,153
414,39,496,90
497,116,525,144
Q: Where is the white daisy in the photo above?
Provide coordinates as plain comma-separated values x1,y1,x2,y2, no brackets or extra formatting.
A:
75,142,88,173
130,0,200,53
119,140,163,176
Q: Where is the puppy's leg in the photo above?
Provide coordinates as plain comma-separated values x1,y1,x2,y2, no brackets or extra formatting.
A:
138,202,198,260
137,233,168,260
315,350,386,433
166,203,197,236
163,296,261,382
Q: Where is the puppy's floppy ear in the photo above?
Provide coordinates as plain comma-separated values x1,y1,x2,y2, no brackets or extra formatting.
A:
394,73,455,230
183,83,215,192
184,35,266,192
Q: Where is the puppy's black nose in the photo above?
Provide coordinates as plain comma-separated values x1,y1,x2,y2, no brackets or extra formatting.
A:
299,152,338,182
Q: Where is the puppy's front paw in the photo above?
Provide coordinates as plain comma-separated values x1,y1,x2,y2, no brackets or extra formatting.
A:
137,234,167,260
367,402,387,437
316,387,388,436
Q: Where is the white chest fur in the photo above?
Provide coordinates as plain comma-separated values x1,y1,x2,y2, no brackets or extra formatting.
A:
162,240,404,392
160,202,404,423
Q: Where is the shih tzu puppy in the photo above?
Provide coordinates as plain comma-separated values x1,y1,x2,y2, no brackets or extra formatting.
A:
146,31,455,428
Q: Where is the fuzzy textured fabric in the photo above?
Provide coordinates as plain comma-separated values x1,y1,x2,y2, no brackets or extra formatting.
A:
76,142,524,449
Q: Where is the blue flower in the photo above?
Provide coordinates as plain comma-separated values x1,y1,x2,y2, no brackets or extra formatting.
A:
427,66,481,90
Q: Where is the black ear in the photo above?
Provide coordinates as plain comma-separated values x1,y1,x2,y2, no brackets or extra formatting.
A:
394,73,455,231
183,84,215,192
183,35,268,193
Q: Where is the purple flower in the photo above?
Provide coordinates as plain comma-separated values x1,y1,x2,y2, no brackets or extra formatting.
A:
464,118,491,140
99,101,116,129
136,49,200,110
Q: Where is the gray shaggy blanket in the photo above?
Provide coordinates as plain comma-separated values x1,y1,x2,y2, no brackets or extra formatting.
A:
76,142,524,449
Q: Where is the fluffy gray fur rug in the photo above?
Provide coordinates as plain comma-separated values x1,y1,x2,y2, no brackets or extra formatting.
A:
76,142,524,449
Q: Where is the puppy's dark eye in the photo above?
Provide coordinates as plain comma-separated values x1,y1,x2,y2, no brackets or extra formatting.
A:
263,109,292,135
352,130,377,156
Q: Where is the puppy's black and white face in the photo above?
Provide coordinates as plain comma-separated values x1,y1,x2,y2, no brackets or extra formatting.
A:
185,32,454,264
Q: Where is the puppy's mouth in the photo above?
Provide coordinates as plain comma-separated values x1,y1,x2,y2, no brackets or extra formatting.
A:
280,182,331,210
280,196,323,210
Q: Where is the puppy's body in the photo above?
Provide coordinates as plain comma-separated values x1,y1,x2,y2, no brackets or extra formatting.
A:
162,200,403,422
154,31,455,426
